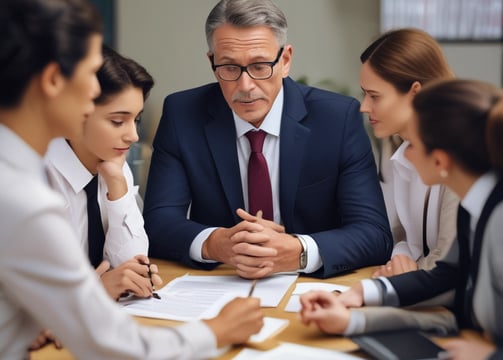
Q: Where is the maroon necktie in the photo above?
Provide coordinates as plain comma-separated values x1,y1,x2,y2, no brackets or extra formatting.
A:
245,130,273,220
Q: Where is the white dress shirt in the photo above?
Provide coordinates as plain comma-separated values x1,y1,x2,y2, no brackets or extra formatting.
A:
0,124,219,359
189,87,322,273
45,138,148,267
385,141,443,260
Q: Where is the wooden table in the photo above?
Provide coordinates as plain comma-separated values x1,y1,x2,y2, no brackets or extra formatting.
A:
31,259,377,359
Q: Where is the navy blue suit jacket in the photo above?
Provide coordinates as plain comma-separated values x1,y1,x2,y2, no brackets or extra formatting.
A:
144,77,392,278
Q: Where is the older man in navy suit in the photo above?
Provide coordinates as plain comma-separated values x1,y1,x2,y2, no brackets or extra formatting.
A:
144,0,392,279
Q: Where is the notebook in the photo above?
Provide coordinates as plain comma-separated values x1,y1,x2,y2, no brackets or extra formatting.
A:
351,329,445,360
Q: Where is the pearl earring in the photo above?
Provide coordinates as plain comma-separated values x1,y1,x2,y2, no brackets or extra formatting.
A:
440,169,448,178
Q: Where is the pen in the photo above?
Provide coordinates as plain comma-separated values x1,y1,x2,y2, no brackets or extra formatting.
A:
248,279,257,297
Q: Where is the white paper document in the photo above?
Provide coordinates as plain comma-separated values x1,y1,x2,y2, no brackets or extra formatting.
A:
284,282,350,312
233,342,364,360
120,273,297,321
248,317,289,343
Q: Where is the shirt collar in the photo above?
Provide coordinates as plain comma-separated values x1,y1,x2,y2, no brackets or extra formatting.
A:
45,137,94,193
234,86,284,138
461,172,498,227
0,124,47,184
390,140,415,181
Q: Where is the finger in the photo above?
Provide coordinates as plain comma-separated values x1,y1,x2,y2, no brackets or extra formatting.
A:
28,336,47,351
299,295,319,312
235,219,265,233
381,261,393,276
95,260,111,276
115,261,150,277
236,265,273,279
133,254,150,265
44,331,62,349
232,242,277,257
150,273,163,287
268,221,285,233
235,258,274,270
53,337,63,349
231,229,270,244
123,272,152,298
372,268,382,278
394,259,409,273
397,255,418,272
236,208,258,222
148,263,159,274
236,208,284,232
374,264,388,276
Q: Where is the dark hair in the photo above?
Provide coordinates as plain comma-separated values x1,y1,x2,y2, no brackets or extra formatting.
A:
361,28,454,93
205,0,287,52
0,0,103,107
413,79,503,175
94,45,154,105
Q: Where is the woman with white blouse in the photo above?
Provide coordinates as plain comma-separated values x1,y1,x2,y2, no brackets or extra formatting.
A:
360,28,459,277
0,0,262,358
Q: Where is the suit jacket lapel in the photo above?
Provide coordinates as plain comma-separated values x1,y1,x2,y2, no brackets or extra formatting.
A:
279,78,309,230
206,87,244,222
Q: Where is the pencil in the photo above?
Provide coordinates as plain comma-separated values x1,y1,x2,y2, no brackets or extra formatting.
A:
248,279,257,297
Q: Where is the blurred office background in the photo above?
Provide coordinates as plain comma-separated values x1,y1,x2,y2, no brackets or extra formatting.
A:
91,0,503,194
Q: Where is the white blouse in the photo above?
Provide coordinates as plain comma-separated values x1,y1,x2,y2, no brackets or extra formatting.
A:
381,140,457,265
45,138,148,267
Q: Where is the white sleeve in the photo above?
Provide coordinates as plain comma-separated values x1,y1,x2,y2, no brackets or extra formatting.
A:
102,163,149,267
0,201,217,359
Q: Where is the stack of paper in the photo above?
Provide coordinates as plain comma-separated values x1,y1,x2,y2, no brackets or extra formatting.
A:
120,273,298,321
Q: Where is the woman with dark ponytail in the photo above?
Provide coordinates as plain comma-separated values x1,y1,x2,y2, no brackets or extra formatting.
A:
301,79,503,359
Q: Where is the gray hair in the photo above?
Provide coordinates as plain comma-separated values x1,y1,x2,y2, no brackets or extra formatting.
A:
205,0,288,52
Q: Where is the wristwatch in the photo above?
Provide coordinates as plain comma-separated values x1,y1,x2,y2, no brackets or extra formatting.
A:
295,235,308,270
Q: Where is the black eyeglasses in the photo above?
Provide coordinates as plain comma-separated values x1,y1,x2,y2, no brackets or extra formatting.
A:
210,47,284,81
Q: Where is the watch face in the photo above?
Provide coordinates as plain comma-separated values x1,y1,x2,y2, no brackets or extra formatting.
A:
300,252,307,269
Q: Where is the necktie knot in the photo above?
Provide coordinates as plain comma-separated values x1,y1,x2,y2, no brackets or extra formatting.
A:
246,130,267,153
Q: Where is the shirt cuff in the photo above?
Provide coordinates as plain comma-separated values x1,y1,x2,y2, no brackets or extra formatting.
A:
361,279,383,306
189,227,219,263
376,277,400,307
105,190,145,234
343,310,366,335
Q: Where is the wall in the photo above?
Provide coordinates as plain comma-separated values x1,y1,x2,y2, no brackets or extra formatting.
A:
442,43,502,86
